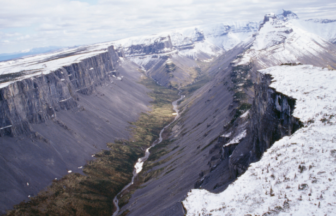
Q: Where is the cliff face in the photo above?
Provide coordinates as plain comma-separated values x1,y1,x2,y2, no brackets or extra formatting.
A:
0,47,119,137
0,47,152,214
229,72,302,177
124,36,174,57
114,56,303,215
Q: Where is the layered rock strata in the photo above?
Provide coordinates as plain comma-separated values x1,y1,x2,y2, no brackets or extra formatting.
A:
0,46,119,137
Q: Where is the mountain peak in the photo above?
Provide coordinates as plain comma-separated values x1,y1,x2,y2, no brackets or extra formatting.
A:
259,12,277,30
259,9,298,30
276,9,299,21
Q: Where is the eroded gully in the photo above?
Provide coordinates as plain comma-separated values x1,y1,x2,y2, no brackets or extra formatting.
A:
112,94,185,216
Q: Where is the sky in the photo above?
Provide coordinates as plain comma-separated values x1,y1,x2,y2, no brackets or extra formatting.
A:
0,0,335,54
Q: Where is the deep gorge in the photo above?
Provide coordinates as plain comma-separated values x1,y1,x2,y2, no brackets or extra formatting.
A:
0,47,319,216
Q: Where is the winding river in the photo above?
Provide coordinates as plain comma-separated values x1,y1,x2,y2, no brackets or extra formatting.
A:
112,94,185,216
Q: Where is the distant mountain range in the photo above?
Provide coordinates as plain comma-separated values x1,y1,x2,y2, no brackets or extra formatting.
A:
0,46,64,62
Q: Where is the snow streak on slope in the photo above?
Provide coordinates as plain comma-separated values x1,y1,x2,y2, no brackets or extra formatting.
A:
183,65,336,216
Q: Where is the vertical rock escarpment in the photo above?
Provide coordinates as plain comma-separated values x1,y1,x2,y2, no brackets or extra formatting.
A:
124,36,174,57
0,46,120,137
229,72,302,177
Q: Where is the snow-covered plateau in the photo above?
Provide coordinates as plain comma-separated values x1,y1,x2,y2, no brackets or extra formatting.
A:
0,45,111,88
183,65,336,215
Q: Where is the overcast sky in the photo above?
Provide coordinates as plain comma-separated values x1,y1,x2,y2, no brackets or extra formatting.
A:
1,0,335,53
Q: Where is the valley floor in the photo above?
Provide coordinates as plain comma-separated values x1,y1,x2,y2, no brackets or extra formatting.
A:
5,74,179,216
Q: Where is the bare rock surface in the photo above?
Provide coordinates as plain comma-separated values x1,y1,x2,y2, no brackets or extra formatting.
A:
0,53,152,213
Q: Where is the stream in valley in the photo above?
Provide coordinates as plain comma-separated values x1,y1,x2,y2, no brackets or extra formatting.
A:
112,94,185,216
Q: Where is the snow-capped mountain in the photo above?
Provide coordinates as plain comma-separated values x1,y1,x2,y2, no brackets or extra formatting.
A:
111,21,260,75
113,9,336,70
233,11,336,69
114,21,260,59
110,21,260,87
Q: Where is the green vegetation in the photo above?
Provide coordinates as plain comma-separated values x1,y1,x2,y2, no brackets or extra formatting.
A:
113,64,214,211
194,67,202,76
231,64,251,89
6,76,179,216
229,63,253,124
200,136,219,151
243,79,253,88
180,74,211,95
165,62,176,73
233,91,247,100
120,210,130,216
230,103,252,124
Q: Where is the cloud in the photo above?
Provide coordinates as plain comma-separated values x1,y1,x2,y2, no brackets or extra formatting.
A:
0,0,335,53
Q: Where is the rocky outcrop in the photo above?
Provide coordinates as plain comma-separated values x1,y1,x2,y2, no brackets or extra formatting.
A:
124,36,173,57
229,72,302,177
0,46,120,137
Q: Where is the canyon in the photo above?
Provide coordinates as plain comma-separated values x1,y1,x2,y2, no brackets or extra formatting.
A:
1,9,336,215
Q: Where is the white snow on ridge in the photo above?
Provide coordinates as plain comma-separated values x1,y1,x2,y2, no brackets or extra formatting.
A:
233,14,333,68
292,19,336,44
183,65,336,215
0,45,110,88
113,21,259,59
116,21,259,50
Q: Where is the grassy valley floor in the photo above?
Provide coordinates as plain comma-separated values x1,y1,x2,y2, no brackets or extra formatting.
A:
5,75,179,216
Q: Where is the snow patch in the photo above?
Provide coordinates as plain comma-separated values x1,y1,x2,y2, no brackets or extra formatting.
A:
224,130,247,147
0,125,12,130
220,132,231,138
240,110,249,118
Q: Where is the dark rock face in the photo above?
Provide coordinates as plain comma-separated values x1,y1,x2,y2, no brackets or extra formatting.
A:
194,30,205,42
259,13,277,30
306,19,336,24
229,72,302,177
125,36,173,57
0,47,119,137
0,46,153,214
222,143,238,160
190,65,303,198
278,10,299,20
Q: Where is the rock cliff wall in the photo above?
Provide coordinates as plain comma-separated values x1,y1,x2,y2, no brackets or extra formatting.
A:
124,36,173,57
229,71,303,177
0,47,153,214
0,46,120,137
